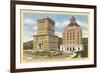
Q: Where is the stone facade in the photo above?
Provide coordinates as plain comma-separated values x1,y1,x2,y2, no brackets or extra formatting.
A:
33,17,58,51
61,16,83,52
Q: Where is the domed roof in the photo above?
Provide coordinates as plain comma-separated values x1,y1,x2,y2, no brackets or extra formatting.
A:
67,16,80,27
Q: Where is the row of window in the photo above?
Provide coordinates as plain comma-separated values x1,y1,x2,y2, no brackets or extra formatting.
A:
66,41,81,44
66,29,81,32
62,47,80,51
67,32,80,35
67,37,81,40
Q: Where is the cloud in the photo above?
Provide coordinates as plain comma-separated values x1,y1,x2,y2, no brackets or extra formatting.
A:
77,21,87,30
55,20,70,37
55,20,69,32
24,18,37,32
83,32,88,38
24,18,37,30
24,18,36,25
23,18,37,42
76,20,88,37
23,35,33,42
55,32,63,37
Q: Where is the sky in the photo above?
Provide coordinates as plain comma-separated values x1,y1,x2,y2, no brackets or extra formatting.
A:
23,12,88,42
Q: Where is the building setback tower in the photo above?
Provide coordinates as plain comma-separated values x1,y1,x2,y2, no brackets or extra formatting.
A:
33,17,58,51
61,16,83,52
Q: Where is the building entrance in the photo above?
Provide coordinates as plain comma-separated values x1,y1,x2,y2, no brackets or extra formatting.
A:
38,43,43,50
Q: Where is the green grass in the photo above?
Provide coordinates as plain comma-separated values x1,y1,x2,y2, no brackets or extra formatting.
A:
32,50,62,57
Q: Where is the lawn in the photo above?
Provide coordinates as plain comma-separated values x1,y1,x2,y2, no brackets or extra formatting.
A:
32,50,63,57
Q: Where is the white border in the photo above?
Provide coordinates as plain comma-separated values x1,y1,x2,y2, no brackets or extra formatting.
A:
16,4,94,69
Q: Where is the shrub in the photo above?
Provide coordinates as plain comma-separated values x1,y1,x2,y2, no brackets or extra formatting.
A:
32,51,63,57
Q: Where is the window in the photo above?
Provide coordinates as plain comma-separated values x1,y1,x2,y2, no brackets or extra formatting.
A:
78,48,80,51
70,32,72,35
78,40,79,42
70,37,72,40
67,32,69,35
67,47,69,51
73,41,74,43
73,47,75,51
67,38,69,40
73,33,75,37
67,35,69,37
70,47,71,51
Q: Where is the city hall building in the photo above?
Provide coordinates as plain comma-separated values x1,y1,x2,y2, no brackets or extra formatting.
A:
33,17,59,51
60,16,83,52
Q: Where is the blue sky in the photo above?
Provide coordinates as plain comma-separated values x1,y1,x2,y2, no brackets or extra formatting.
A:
23,12,88,42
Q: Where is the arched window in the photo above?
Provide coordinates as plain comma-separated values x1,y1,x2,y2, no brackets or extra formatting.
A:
73,47,75,51
67,47,69,51
78,47,80,51
70,47,71,51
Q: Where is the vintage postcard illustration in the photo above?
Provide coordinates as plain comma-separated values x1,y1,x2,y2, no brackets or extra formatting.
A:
21,10,89,62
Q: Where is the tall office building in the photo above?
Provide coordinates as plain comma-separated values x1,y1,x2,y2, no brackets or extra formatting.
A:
61,16,83,52
33,17,58,51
